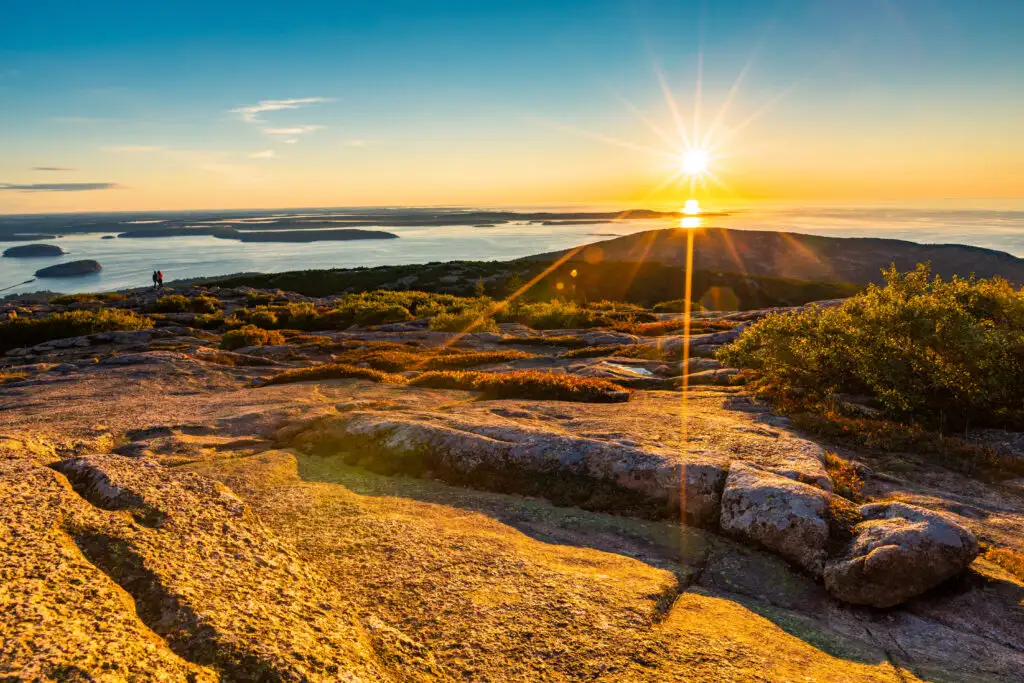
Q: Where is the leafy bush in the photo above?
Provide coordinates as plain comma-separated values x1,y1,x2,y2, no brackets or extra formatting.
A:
719,265,1024,429
983,546,1024,581
189,295,220,314
429,308,499,333
499,300,608,330
823,452,864,502
220,325,286,351
246,291,276,306
50,292,127,305
409,370,628,402
193,313,226,330
153,294,191,312
0,309,153,352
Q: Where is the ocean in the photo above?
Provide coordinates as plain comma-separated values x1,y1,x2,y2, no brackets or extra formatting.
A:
2,203,1022,296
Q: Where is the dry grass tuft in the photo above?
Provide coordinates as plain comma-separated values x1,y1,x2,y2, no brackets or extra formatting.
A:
823,451,865,502
409,370,629,403
982,546,1024,581
260,363,401,387
221,325,286,351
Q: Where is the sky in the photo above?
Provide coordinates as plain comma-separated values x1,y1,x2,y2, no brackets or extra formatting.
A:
1,0,1022,213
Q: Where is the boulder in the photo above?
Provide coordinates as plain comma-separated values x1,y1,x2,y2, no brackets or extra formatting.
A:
34,259,102,278
719,462,830,577
824,502,979,608
2,243,65,258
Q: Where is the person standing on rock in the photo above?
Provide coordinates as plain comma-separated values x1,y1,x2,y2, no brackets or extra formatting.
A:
157,270,164,289
152,270,159,290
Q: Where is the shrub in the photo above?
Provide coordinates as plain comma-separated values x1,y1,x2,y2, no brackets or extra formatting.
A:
193,313,226,330
0,309,153,352
261,363,401,387
50,292,127,305
498,334,589,348
153,294,191,312
823,452,864,502
500,300,608,330
220,325,286,351
409,370,628,403
246,307,279,328
429,309,499,333
653,299,706,313
189,295,220,314
719,264,1024,429
246,291,276,306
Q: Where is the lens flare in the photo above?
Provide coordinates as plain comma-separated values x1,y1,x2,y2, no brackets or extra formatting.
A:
681,149,709,176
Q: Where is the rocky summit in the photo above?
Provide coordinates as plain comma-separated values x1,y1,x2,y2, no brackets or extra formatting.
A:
1,283,1023,681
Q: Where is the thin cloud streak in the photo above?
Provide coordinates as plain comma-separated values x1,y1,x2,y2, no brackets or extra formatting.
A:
249,150,276,159
263,125,324,136
0,182,118,192
31,166,77,171
230,97,330,123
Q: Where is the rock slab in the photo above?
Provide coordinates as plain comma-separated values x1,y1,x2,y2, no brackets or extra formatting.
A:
824,502,979,608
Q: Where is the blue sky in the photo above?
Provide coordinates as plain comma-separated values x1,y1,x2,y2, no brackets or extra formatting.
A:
1,0,1022,212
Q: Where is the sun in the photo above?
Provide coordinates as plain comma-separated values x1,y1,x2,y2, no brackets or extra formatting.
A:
681,149,709,176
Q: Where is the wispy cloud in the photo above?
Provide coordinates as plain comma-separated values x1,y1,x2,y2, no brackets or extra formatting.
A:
0,182,117,192
249,150,275,159
230,97,330,123
283,138,299,144
263,125,325,136
103,145,167,153
343,139,367,147
32,166,77,172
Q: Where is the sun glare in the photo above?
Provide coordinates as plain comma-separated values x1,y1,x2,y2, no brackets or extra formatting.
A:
681,149,709,176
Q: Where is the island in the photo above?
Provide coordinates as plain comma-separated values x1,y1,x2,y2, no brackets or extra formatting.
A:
3,244,66,258
34,259,102,278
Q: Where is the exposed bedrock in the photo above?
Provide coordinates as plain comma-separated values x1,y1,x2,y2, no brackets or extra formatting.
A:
1,453,402,680
719,462,831,578
281,410,980,606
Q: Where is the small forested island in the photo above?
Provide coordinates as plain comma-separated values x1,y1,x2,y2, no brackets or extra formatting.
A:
34,259,102,277
3,243,66,258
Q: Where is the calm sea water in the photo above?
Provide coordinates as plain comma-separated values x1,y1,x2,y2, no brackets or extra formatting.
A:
2,204,1022,296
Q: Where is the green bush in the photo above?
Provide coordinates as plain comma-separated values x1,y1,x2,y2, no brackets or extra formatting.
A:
220,325,286,351
500,300,607,330
429,308,499,333
193,313,226,330
153,294,191,312
719,264,1024,428
50,292,127,305
189,295,220,314
0,309,153,352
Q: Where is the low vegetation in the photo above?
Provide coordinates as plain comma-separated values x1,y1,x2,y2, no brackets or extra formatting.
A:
153,294,221,314
982,546,1024,581
428,308,499,333
260,363,399,386
497,334,590,348
720,265,1024,430
49,292,127,305
823,452,865,502
0,309,152,352
260,362,628,402
409,370,628,402
220,325,286,351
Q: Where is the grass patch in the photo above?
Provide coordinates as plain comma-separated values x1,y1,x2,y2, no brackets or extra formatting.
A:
50,292,127,305
260,363,401,387
0,309,152,352
0,370,30,385
409,370,628,402
559,345,623,359
982,546,1024,581
193,312,226,330
429,308,499,333
823,452,865,502
220,325,286,351
153,294,221,314
498,335,589,348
